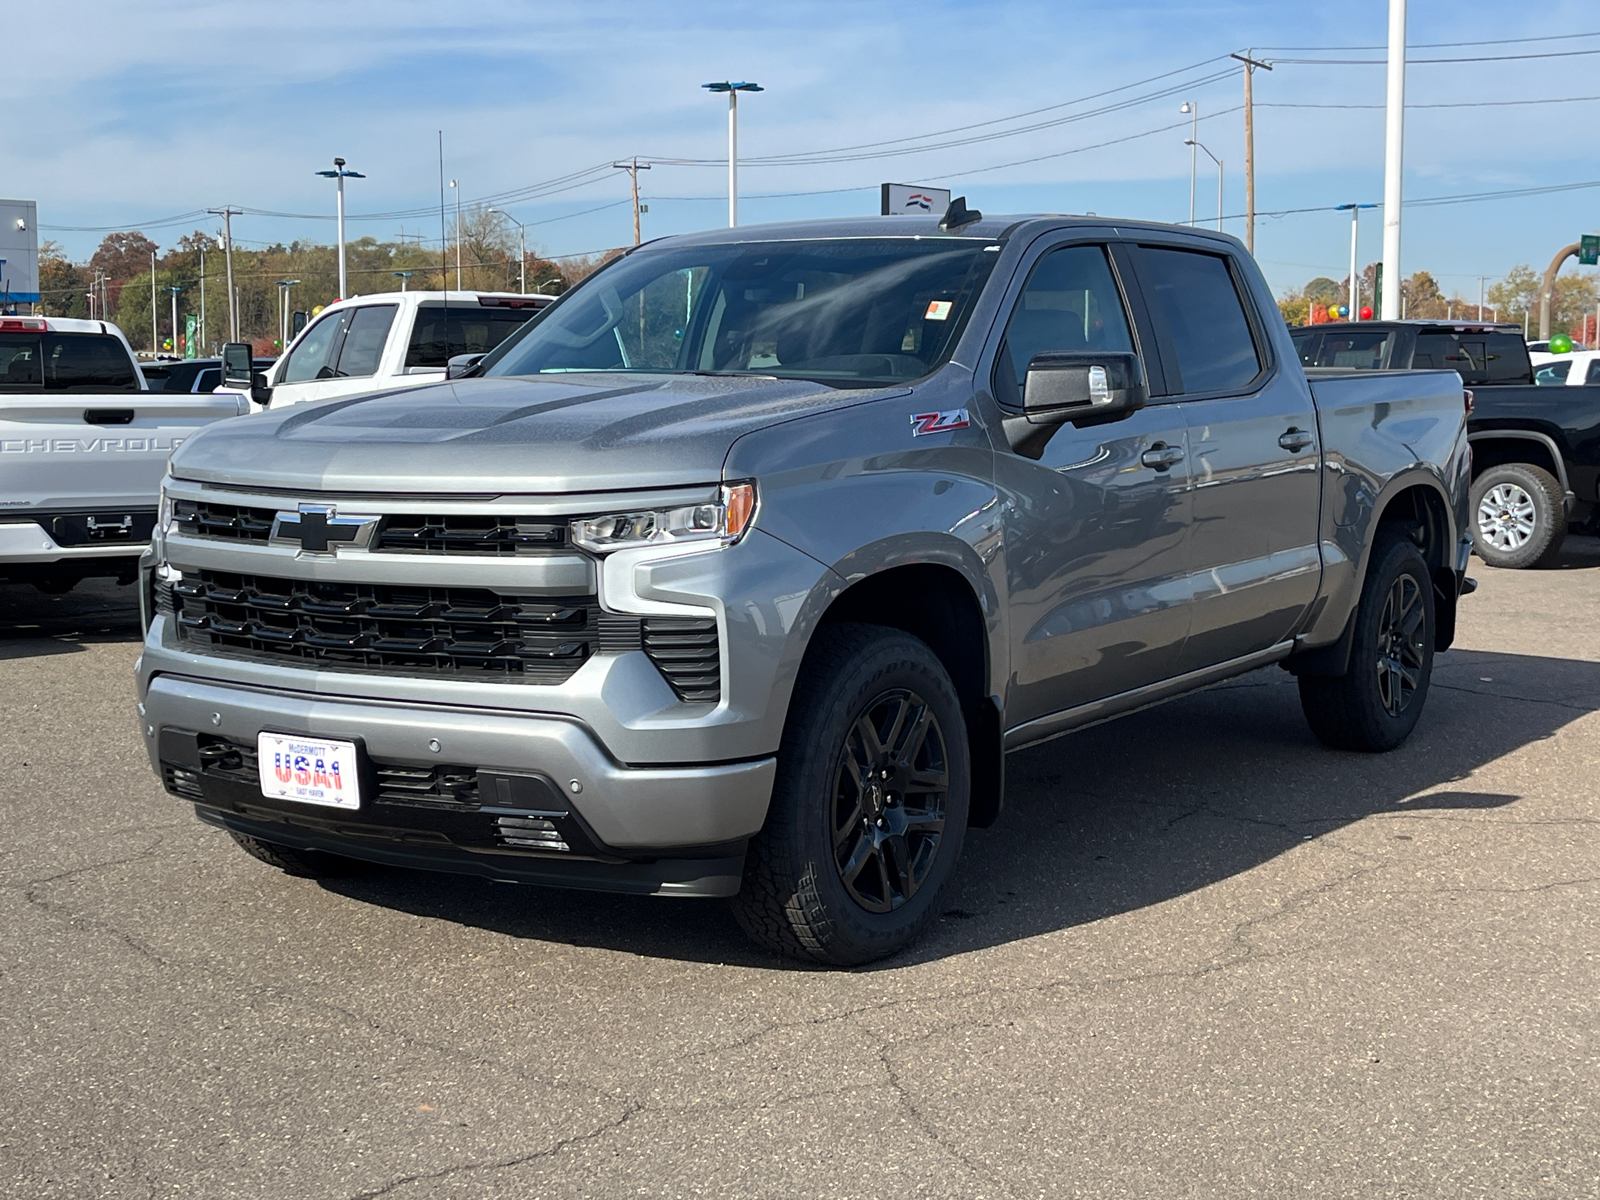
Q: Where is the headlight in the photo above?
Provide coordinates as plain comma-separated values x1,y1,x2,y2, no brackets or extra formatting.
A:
157,486,175,536
571,482,756,554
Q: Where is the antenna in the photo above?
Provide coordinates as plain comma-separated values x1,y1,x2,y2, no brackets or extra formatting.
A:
939,196,982,231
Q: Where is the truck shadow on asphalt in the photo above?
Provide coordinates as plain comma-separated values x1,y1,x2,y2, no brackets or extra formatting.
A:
0,580,142,658
316,644,1600,970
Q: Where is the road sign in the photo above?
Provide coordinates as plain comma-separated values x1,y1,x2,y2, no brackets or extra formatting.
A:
881,183,952,216
1580,234,1599,267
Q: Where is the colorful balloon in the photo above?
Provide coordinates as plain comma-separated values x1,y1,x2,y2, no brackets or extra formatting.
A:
1360,306,1373,320
1549,333,1573,354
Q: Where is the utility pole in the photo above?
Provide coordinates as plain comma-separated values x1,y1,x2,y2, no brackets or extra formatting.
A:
208,207,241,341
1230,52,1272,255
199,247,207,354
1381,0,1407,319
449,180,462,290
1478,276,1485,321
150,250,158,354
613,157,652,245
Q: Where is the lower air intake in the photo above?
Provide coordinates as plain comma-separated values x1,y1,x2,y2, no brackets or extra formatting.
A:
495,814,571,852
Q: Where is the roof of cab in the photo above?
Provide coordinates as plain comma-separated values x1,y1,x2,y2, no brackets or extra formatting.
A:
653,212,1244,249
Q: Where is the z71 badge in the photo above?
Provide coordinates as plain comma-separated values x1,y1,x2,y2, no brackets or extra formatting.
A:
909,409,970,437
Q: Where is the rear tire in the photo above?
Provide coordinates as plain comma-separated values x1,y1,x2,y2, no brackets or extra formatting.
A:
731,624,970,966
227,831,376,878
1470,462,1566,569
1299,529,1435,752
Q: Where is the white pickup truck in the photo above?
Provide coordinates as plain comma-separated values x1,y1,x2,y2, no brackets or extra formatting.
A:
0,315,244,592
222,290,553,410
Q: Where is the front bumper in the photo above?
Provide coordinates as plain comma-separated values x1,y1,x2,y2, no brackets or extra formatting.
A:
0,519,149,567
140,673,775,897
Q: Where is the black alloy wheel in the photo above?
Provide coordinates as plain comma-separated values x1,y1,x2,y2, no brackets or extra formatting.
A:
1375,572,1426,718
731,623,970,966
831,688,949,914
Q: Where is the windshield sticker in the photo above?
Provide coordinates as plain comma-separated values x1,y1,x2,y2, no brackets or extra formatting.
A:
925,300,953,321
910,409,970,437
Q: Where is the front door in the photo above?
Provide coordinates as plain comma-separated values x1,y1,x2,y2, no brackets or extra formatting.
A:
1130,243,1322,671
993,241,1193,726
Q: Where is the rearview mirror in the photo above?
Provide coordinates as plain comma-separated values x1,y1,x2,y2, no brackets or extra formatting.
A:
1004,351,1148,459
220,342,252,386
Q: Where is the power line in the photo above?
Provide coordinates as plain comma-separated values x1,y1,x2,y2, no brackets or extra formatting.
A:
1276,46,1600,65
1255,30,1600,52
1261,94,1600,111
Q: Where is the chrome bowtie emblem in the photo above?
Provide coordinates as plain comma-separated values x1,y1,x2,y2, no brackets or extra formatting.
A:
270,504,379,554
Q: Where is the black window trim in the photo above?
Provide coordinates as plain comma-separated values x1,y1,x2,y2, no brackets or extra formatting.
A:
979,230,1167,412
1124,239,1278,401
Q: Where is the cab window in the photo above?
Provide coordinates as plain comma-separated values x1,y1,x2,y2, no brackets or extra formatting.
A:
992,244,1135,407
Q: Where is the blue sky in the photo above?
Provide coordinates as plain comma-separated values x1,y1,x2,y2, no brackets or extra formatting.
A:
10,0,1600,300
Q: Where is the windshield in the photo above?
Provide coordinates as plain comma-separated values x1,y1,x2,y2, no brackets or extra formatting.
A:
483,237,1000,387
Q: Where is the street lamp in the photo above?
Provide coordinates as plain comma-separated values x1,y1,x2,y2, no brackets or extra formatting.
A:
1179,102,1198,227
702,81,763,228
1185,139,1223,233
391,271,413,292
449,179,462,290
275,279,300,352
1336,203,1379,320
488,208,527,294
168,284,183,356
315,157,365,300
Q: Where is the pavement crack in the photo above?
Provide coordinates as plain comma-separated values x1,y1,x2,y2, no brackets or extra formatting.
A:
345,1101,642,1199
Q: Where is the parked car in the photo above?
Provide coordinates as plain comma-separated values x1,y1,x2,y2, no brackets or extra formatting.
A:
218,290,553,410
1290,320,1600,568
140,214,1472,965
142,357,276,394
1530,349,1600,387
0,316,244,592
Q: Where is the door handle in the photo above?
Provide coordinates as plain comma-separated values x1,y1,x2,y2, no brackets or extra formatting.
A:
1278,427,1315,452
1140,442,1185,471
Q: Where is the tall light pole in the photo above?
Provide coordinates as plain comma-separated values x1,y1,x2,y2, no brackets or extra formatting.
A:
1180,102,1198,226
449,179,462,289
150,250,158,354
275,280,299,351
489,209,527,294
1337,203,1378,319
315,157,365,301
198,246,206,354
702,81,763,228
392,271,413,292
1381,0,1407,318
167,285,181,357
1186,139,1223,232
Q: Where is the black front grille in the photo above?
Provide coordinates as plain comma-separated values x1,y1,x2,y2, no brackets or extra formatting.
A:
643,618,721,703
373,763,480,808
174,570,597,681
163,765,204,801
173,499,275,542
376,514,566,555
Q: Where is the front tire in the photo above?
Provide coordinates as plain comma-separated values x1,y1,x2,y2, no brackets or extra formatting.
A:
1470,462,1566,569
731,624,970,966
1299,529,1435,752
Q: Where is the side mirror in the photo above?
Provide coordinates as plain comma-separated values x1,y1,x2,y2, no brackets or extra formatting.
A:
446,353,485,380
1004,351,1148,459
220,342,253,387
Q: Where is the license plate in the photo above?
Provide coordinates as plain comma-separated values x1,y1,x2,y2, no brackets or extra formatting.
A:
257,733,362,810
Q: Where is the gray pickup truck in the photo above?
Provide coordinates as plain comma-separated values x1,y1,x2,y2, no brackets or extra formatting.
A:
136,211,1473,965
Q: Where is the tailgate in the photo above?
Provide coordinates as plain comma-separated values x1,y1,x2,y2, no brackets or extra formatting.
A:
0,393,246,519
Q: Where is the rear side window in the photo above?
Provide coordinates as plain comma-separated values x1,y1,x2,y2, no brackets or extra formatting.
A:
196,368,221,392
405,306,540,369
1289,328,1318,365
1308,329,1391,369
1136,247,1262,393
1589,360,1600,386
332,305,397,378
1535,361,1572,386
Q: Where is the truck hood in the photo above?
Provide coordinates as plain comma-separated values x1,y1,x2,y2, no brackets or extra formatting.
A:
170,372,905,494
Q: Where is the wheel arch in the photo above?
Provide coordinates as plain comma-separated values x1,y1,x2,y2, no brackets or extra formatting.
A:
808,560,1005,829
1468,431,1571,499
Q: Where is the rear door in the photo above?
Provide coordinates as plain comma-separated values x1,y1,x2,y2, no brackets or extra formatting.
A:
992,238,1193,725
269,304,399,406
1127,242,1323,671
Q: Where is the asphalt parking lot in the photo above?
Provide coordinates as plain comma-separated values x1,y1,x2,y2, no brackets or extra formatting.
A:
3,546,1598,1199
